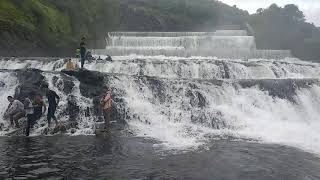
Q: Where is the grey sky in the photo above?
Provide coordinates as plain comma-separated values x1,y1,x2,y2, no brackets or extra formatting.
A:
220,0,320,26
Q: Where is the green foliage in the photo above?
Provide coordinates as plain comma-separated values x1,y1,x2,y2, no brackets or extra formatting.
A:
2,0,319,60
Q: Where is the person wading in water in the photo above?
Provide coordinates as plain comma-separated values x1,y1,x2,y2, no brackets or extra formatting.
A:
100,89,112,129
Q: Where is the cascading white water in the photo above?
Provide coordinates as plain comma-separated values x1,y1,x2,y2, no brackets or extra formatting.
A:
34,73,96,135
2,57,320,79
109,36,256,49
107,74,320,153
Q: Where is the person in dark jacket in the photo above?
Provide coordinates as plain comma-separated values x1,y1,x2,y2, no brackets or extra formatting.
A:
24,97,34,136
80,37,87,69
45,88,60,127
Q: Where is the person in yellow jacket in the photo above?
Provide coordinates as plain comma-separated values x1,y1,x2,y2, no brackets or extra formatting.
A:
66,59,75,71
100,90,112,129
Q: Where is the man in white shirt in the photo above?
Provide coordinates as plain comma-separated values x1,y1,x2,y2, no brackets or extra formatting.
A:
5,96,25,128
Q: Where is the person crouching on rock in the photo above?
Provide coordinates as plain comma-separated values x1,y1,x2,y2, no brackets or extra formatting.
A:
44,86,60,127
24,97,34,136
100,89,112,129
5,96,25,128
66,59,76,71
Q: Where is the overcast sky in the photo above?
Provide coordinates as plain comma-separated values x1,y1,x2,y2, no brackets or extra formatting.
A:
220,0,320,26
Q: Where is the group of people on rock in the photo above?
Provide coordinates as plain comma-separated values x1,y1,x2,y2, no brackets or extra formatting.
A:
3,85,60,136
3,86,113,136
69,37,112,71
2,37,114,136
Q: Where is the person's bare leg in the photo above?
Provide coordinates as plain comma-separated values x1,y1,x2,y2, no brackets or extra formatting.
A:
54,116,58,127
10,115,14,127
13,112,24,128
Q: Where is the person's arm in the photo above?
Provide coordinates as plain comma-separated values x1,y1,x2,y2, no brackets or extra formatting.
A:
100,96,106,106
7,101,17,115
54,91,60,105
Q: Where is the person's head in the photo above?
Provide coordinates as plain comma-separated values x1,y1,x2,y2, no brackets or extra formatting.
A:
34,94,41,100
68,59,72,62
81,36,86,41
105,88,112,95
7,96,14,103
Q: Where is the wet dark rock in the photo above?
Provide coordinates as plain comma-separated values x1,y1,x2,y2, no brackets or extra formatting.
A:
70,128,76,134
0,123,4,131
0,81,5,88
14,69,46,100
42,127,50,135
186,90,207,108
191,110,225,129
60,74,75,94
220,61,230,79
52,75,75,95
238,79,319,102
62,69,107,97
52,124,67,134
61,70,127,126
144,76,166,103
196,92,206,108
66,95,80,123
62,70,108,121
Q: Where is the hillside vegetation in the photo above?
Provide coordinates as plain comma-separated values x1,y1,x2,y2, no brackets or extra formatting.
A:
0,0,319,61
249,4,320,61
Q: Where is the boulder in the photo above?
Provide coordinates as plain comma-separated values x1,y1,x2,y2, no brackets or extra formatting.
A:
14,69,46,100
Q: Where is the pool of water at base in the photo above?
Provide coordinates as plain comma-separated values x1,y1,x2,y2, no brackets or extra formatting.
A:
0,134,320,180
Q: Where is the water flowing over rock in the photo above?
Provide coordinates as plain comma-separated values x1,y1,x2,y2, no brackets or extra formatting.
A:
1,30,320,154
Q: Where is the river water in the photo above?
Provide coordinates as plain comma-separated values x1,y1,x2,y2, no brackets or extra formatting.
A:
1,135,320,180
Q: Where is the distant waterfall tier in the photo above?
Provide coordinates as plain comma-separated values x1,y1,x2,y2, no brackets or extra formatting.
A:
96,30,292,59
108,36,256,49
108,30,248,37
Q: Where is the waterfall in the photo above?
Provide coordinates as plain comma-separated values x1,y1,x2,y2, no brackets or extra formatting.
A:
1,31,320,153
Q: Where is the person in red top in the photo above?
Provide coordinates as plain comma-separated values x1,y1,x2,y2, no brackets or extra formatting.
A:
100,89,112,129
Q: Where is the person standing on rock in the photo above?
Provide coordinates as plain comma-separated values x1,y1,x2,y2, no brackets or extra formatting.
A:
4,96,25,128
24,97,34,136
80,37,87,69
100,89,112,129
44,87,60,127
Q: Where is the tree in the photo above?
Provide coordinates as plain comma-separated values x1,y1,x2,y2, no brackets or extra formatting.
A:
283,4,305,23
256,8,263,14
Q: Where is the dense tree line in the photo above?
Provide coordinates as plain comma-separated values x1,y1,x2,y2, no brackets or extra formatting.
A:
0,0,319,61
249,4,320,61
